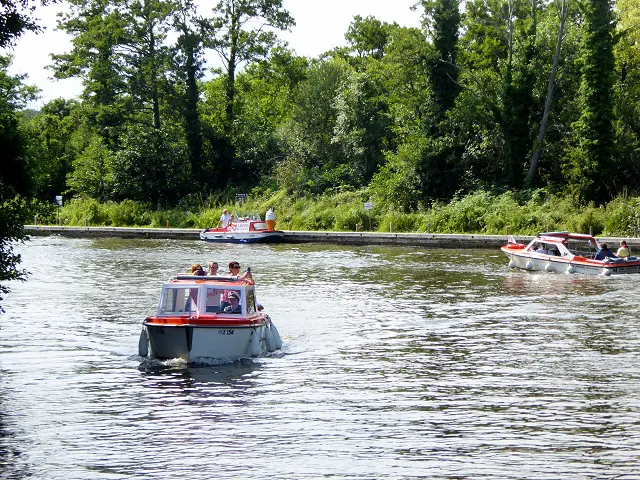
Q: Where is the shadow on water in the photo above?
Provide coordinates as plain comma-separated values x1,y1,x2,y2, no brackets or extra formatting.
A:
137,357,262,386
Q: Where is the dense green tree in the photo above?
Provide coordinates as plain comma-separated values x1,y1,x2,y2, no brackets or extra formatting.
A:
1,1,57,312
0,0,58,47
0,54,38,311
21,98,82,201
205,0,294,185
369,26,433,207
421,0,461,122
170,0,207,188
53,0,196,203
276,58,351,193
345,15,393,61
332,66,394,187
611,0,640,189
566,0,617,204
231,47,307,185
526,0,571,187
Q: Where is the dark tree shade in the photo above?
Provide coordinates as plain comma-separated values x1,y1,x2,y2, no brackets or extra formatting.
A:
569,0,617,204
424,0,461,121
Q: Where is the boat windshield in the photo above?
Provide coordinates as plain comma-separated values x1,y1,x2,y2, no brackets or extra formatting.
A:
566,238,597,258
246,288,256,314
159,285,253,315
160,287,199,314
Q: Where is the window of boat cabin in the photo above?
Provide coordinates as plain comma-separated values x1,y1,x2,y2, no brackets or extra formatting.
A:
160,287,199,314
205,287,222,313
220,289,243,314
246,288,256,314
565,238,597,258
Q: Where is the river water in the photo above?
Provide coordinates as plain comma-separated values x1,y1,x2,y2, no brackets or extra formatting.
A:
1,236,639,479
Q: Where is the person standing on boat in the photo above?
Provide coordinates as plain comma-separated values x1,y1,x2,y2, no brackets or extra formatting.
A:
218,209,231,228
594,243,617,260
617,240,631,258
265,207,275,231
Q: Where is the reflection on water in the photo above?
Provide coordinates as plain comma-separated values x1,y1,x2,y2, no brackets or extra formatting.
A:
1,236,640,479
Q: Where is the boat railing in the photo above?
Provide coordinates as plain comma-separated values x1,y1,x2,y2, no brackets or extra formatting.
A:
174,274,240,282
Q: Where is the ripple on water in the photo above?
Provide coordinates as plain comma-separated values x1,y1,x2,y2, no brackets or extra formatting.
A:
0,238,639,479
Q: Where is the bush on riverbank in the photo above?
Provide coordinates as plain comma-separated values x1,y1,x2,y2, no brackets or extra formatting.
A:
35,189,640,237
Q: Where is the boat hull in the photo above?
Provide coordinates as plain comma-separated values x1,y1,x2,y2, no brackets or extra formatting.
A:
502,248,640,275
143,323,270,361
199,230,284,243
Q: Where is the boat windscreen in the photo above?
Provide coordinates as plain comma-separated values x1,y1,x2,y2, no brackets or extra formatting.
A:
160,287,198,314
566,238,597,257
246,288,256,314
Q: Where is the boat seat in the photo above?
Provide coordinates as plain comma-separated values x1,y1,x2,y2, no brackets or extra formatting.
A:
206,306,221,313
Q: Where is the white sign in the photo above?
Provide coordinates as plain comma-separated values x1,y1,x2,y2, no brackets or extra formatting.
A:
364,202,373,210
55,195,63,206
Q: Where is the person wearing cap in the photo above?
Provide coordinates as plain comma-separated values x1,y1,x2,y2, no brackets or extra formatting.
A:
218,209,231,228
223,291,242,313
617,240,631,258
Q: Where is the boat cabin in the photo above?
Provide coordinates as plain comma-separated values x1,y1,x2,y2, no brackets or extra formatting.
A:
524,232,601,259
157,275,259,317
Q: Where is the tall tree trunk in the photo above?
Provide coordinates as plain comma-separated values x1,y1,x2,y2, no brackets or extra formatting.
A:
526,0,568,186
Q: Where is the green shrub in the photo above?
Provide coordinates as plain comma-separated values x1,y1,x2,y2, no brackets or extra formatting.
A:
43,188,639,236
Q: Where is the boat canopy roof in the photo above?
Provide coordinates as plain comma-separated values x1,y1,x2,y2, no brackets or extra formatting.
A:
536,231,598,244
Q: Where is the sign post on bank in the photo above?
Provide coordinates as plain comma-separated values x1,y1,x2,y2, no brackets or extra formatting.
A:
364,201,373,231
55,195,63,225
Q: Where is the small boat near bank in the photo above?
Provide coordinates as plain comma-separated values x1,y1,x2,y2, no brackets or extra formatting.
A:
199,215,284,243
139,274,282,361
501,232,640,275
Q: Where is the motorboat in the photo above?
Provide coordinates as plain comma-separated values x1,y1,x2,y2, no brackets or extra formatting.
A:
138,273,282,361
199,214,284,243
501,232,640,275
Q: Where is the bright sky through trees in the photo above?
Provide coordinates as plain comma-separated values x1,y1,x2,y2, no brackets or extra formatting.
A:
6,0,421,107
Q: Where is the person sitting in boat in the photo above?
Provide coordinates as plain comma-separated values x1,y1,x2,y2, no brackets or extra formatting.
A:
617,240,631,258
191,264,206,276
594,243,617,260
218,209,231,228
223,291,242,314
208,261,220,276
535,244,552,254
227,261,254,283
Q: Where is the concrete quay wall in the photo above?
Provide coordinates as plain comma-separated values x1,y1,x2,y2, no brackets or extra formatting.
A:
24,225,521,248
24,225,640,249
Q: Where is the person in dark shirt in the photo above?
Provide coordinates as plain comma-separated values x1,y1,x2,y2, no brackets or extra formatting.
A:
223,291,242,314
594,243,617,260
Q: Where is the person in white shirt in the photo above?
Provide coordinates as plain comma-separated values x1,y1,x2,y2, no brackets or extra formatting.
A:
208,261,220,275
219,209,231,228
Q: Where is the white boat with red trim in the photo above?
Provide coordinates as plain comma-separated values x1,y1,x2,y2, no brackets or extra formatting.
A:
501,232,640,275
138,273,282,361
199,215,284,243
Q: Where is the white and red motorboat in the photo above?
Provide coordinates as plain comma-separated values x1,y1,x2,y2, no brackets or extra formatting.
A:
199,215,284,243
501,231,640,275
138,273,282,361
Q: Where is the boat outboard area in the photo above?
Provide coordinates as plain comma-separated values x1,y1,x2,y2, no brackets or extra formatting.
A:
501,231,640,275
138,271,282,362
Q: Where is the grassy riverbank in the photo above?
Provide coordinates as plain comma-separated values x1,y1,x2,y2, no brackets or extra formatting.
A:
32,189,640,237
